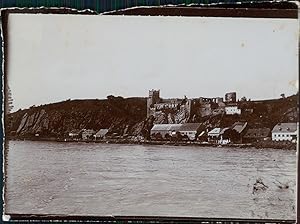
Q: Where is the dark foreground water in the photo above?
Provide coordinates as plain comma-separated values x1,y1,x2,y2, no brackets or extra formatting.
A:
5,141,296,219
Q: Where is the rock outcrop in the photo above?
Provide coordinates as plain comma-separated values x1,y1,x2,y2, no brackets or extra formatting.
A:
6,97,147,138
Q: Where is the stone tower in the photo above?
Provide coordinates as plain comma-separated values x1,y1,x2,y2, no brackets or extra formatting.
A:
147,89,160,117
225,92,237,103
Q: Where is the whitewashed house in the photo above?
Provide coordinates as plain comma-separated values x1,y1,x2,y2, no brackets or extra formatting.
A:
208,128,222,139
82,129,96,140
225,104,241,115
208,128,225,143
271,123,298,142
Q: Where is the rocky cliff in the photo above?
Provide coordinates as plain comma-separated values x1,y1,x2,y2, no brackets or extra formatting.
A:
6,96,152,138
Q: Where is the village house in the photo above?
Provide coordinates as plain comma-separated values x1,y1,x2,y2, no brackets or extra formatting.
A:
243,128,271,143
232,122,248,134
229,121,248,143
150,123,202,140
208,128,222,143
82,129,96,140
178,123,202,141
218,128,231,144
94,129,109,140
150,124,182,139
68,129,82,139
207,127,231,144
271,122,298,142
207,127,221,141
225,103,241,115
207,122,247,144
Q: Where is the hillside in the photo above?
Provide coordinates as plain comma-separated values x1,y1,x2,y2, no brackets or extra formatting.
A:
6,96,150,139
189,94,299,130
5,94,298,140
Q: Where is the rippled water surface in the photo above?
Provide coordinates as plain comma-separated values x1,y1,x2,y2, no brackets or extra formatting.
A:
5,141,296,219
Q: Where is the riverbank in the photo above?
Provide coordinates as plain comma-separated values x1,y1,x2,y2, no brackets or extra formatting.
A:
7,137,297,150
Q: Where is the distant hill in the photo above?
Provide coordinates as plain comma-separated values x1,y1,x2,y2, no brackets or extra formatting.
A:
5,94,299,139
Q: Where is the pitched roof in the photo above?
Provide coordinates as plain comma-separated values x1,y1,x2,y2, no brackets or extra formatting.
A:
232,122,247,134
219,127,230,135
178,123,202,132
95,129,109,136
151,124,182,131
208,127,230,136
244,128,270,138
208,128,222,135
272,123,298,133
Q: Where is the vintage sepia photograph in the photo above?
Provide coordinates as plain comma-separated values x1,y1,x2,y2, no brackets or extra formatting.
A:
2,6,299,221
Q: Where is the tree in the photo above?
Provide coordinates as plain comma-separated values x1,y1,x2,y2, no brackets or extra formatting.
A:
172,131,183,141
152,133,162,140
222,129,240,143
107,95,115,100
165,133,171,140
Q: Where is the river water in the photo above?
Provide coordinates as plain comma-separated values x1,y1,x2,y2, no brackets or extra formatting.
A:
5,140,296,219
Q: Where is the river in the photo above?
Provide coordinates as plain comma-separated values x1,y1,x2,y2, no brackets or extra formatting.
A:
5,140,296,219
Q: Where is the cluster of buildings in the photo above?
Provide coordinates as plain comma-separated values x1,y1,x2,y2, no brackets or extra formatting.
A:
150,122,298,144
67,122,298,144
147,90,246,124
64,90,298,144
147,89,298,144
68,128,109,141
147,90,192,123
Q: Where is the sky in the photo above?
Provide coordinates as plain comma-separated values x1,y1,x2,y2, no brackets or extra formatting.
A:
7,14,299,111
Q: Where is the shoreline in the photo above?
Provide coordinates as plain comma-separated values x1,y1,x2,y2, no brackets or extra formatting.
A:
7,137,297,150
